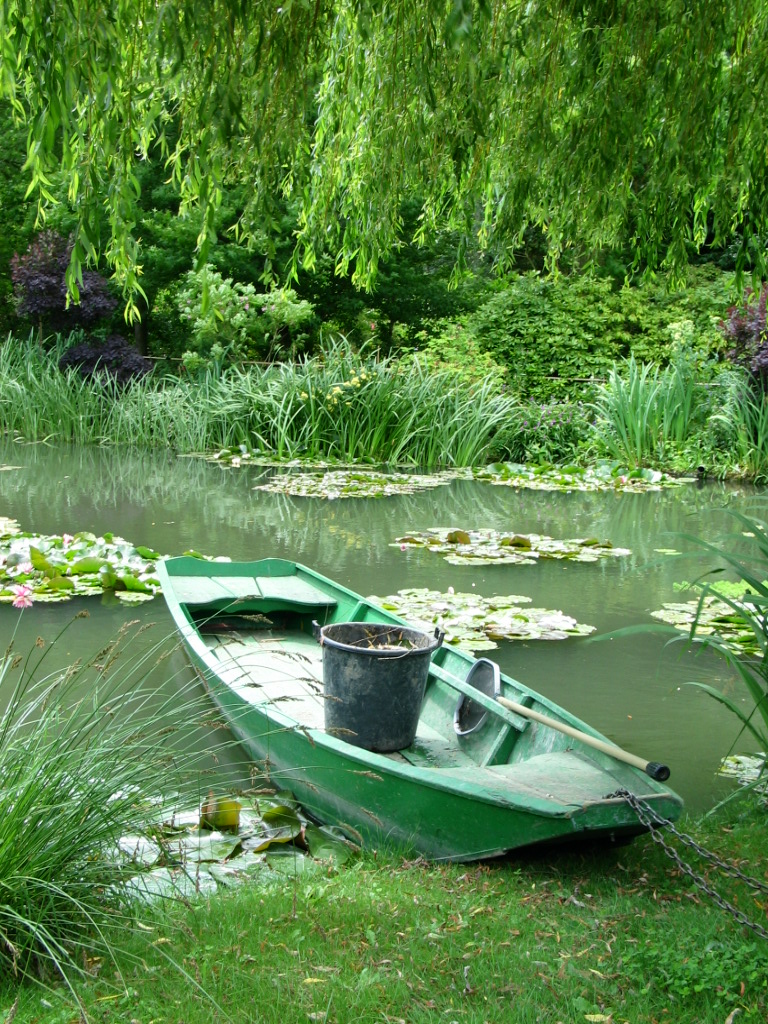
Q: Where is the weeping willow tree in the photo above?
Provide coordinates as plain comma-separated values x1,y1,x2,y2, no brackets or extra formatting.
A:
0,0,766,310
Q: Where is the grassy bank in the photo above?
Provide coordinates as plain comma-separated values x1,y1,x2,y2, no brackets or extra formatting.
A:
1,800,766,1024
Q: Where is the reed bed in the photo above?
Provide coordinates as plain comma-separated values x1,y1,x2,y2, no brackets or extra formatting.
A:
3,333,768,477
0,336,515,468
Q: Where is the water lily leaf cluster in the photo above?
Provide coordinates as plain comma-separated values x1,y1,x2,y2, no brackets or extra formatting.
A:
369,588,595,651
201,446,343,469
254,469,459,499
0,527,164,604
122,792,356,900
718,753,767,784
652,579,768,655
474,462,693,493
395,528,630,566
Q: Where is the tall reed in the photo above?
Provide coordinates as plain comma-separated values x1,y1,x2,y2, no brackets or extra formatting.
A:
591,355,703,467
682,508,768,781
0,334,515,468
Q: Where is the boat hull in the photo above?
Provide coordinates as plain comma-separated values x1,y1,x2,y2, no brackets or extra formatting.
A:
158,556,683,861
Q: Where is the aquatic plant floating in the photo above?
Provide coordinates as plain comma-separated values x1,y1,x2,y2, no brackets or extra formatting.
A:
122,792,356,900
474,461,694,493
369,587,595,651
0,517,20,536
651,579,767,656
718,753,767,790
394,527,630,565
0,526,164,605
254,468,461,499
196,446,344,469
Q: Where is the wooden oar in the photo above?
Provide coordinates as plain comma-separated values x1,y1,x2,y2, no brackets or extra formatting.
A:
497,696,671,781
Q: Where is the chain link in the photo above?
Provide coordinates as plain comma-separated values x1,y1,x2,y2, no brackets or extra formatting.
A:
615,789,768,941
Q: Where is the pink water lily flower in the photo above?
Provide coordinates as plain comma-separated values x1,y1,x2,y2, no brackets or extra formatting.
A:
10,584,34,609
62,533,74,548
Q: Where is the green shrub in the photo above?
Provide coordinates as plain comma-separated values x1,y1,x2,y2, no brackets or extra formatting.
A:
406,319,508,386
176,266,317,363
496,399,595,464
147,281,189,364
463,268,733,399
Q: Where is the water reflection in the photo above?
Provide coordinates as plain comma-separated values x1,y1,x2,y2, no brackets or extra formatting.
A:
1,439,765,813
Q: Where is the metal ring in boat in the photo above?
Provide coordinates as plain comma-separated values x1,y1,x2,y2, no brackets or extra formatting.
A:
453,658,501,736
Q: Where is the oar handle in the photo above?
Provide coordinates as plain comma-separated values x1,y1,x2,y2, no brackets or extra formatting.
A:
496,696,671,781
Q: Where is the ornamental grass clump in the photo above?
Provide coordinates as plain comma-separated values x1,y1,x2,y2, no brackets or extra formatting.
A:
0,615,233,1000
220,337,515,467
0,332,514,467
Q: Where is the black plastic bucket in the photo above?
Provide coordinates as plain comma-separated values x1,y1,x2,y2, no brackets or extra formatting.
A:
314,621,443,752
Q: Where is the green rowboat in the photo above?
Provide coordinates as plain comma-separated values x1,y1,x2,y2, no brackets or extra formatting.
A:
157,556,683,861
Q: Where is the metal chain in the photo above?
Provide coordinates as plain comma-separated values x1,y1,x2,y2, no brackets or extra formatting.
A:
620,791,768,893
616,789,768,941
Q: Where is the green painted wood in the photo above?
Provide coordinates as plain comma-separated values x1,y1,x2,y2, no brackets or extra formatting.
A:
254,575,337,608
172,575,263,604
157,555,685,861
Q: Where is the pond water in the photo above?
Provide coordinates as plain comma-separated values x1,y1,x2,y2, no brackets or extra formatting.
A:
1,438,766,815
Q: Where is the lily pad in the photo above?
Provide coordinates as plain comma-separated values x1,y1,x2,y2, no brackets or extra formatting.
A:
718,753,767,786
369,588,595,651
395,527,630,566
119,791,358,901
0,529,166,606
0,517,20,537
254,468,460,499
652,579,768,655
201,447,344,469
474,461,694,493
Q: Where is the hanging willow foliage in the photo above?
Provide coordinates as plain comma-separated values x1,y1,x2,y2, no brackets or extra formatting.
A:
1,1,766,308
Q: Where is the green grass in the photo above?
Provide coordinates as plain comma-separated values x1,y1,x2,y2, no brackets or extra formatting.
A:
3,332,768,480
2,802,766,1024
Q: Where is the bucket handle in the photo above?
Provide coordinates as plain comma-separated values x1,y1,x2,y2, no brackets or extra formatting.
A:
312,620,444,650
